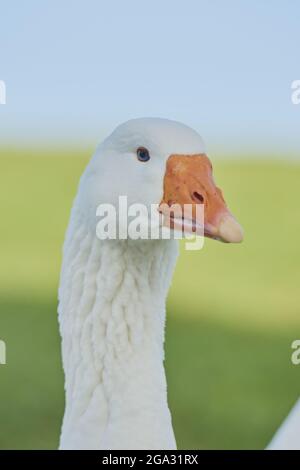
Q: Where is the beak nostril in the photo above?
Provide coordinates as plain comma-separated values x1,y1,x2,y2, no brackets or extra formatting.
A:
192,191,204,203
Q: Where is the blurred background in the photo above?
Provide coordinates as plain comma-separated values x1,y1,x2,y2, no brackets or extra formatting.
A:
0,0,299,449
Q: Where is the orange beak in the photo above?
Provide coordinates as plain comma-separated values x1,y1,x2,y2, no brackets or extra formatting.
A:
159,154,243,243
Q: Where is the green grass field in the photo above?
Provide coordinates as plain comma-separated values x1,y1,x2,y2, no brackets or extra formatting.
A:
0,150,299,449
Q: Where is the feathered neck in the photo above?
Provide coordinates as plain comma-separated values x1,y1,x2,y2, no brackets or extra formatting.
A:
58,204,179,449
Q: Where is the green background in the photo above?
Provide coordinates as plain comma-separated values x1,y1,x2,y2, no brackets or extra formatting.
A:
0,150,299,449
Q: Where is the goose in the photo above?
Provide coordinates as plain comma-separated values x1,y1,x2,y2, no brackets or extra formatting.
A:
58,117,244,450
267,399,300,450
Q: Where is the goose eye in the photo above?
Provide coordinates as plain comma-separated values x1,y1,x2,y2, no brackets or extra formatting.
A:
137,147,150,162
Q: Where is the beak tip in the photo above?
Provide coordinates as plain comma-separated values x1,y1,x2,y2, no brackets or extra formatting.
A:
218,215,244,244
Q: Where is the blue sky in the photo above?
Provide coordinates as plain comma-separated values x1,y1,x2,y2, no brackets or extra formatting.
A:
0,0,299,156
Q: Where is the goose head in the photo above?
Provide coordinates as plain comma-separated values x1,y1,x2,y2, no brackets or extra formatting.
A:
80,117,243,243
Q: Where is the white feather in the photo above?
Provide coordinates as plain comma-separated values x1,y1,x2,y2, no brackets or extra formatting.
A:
267,400,300,450
58,118,205,449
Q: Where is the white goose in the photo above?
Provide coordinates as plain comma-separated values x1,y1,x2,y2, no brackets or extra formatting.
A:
268,399,300,450
58,118,244,450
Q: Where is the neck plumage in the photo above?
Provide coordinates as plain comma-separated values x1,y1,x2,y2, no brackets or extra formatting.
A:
58,206,179,449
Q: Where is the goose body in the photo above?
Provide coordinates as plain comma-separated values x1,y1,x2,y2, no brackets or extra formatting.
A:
268,400,300,450
58,118,243,449
59,236,178,449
